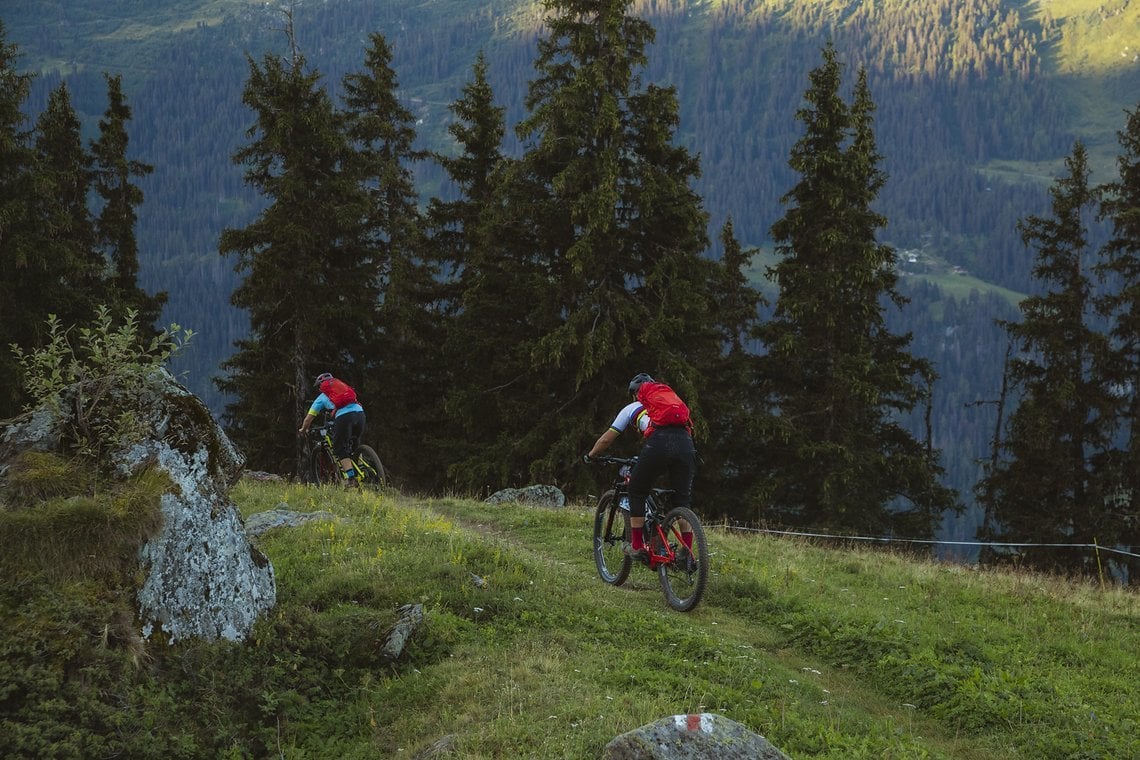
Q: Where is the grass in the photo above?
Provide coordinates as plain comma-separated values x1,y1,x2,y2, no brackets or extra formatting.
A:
2,477,1136,757
746,243,1029,311
1043,0,1140,74
234,482,1137,757
911,271,1025,308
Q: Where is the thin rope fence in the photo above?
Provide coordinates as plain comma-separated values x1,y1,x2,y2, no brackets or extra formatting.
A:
711,522,1140,560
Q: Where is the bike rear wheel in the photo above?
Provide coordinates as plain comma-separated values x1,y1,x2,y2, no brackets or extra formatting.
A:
311,446,341,486
654,506,709,612
593,490,632,586
354,445,386,488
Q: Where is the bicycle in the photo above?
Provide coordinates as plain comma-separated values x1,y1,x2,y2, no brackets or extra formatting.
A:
306,419,386,489
588,455,709,612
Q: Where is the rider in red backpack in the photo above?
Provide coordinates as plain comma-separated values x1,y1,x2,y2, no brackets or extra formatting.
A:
298,372,366,486
583,373,697,562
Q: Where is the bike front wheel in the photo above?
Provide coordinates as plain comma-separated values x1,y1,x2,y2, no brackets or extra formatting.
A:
593,490,632,586
655,506,709,612
354,445,386,488
311,446,341,486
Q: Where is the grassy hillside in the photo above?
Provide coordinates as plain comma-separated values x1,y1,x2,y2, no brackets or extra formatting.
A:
4,479,1135,758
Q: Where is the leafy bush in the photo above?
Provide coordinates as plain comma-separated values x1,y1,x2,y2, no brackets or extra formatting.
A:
10,306,192,459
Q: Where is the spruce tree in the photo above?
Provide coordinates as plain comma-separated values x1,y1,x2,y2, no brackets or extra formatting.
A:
0,39,153,419
90,73,166,329
978,141,1117,575
0,26,37,417
32,83,105,327
695,218,768,517
502,0,728,493
757,44,957,536
218,33,371,474
1094,105,1140,581
340,33,438,487
424,53,527,492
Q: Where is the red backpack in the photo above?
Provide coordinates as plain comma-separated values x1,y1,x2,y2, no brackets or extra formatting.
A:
319,377,357,409
636,382,691,435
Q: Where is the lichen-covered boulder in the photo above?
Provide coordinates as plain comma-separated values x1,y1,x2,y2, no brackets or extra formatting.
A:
245,506,336,537
603,713,791,760
484,484,566,508
0,368,276,643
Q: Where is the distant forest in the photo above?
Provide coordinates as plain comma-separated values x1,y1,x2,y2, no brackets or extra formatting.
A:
5,0,1140,546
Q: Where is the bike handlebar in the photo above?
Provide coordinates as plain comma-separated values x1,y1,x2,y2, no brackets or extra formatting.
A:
589,454,638,466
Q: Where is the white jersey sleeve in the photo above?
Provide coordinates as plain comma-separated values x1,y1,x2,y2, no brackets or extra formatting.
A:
609,401,650,435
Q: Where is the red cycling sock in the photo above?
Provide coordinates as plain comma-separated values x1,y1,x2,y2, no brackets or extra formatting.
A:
631,527,644,551
681,532,693,551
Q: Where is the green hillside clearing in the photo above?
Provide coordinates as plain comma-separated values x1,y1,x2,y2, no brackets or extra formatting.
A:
3,477,1137,757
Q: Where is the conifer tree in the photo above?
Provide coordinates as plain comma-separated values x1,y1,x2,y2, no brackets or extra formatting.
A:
424,53,528,492
32,84,105,326
90,74,166,329
0,26,37,417
340,33,438,486
0,37,157,420
218,30,372,474
1094,105,1140,581
427,52,505,316
694,218,768,516
757,44,957,536
978,141,1117,574
502,0,729,493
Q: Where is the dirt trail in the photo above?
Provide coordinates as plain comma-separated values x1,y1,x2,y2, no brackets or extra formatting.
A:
421,497,999,759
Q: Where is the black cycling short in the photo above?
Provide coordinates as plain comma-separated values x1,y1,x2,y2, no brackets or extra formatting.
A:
331,410,365,459
626,427,696,517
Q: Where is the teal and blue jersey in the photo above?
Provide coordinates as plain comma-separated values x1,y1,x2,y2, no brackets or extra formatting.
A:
307,393,363,418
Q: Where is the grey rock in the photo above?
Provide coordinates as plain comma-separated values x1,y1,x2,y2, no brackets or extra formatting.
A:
120,370,275,643
603,713,792,760
0,405,61,456
245,507,337,537
1,368,276,644
243,469,285,482
382,603,424,662
412,734,457,759
484,484,566,508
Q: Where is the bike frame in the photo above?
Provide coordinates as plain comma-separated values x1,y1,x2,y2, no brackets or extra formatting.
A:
306,420,376,483
590,453,709,612
602,457,683,570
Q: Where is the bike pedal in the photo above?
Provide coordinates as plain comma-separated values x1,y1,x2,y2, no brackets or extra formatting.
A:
623,545,650,564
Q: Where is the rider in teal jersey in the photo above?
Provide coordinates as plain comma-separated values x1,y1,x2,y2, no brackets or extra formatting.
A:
298,372,366,485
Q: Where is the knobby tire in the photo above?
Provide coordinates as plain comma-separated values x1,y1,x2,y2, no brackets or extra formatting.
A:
354,445,386,488
593,490,632,586
654,506,709,612
311,446,340,486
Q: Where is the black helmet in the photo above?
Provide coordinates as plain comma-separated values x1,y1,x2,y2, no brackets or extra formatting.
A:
628,372,653,397
314,372,333,388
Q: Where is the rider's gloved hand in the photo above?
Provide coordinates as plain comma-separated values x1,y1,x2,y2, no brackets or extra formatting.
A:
582,453,594,464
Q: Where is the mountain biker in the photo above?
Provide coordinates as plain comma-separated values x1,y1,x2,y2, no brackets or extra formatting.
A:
298,372,366,486
583,372,696,562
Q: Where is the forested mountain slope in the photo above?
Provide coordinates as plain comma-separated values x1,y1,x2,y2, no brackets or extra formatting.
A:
4,0,1139,542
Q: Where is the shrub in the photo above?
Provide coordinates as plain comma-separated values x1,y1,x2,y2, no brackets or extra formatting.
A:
10,306,192,460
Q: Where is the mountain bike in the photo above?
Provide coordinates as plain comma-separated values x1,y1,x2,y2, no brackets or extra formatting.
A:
588,455,709,612
307,420,386,489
